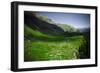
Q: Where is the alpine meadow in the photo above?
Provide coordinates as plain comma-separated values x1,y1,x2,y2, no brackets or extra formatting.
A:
24,11,90,61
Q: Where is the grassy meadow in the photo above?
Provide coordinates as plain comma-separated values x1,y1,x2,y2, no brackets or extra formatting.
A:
24,11,90,61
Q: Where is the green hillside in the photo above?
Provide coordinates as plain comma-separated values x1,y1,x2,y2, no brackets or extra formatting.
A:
24,25,87,61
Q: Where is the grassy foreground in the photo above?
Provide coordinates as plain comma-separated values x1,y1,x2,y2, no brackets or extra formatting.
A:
24,25,87,61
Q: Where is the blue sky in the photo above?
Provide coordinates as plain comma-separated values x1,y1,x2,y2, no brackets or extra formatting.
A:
36,12,90,29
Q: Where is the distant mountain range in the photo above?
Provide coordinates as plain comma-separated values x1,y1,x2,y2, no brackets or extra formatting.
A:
78,28,90,32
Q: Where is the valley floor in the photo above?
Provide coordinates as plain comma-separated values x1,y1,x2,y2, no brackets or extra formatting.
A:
24,35,86,61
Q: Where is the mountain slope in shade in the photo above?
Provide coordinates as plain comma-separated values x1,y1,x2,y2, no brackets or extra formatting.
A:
35,13,79,32
24,11,65,36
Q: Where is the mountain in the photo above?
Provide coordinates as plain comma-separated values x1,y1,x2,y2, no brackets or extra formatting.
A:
35,13,78,33
24,11,64,36
24,11,80,37
35,14,54,24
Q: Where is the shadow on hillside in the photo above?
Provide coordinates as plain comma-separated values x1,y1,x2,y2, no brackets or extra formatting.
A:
24,11,64,36
77,32,90,59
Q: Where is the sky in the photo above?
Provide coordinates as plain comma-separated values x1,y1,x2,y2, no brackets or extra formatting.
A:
36,12,90,29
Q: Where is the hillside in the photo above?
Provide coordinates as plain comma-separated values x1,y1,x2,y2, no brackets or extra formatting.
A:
24,11,64,36
35,13,78,33
24,25,85,61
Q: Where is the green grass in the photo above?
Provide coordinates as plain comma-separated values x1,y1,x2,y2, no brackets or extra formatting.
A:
24,25,87,61
24,36,84,61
